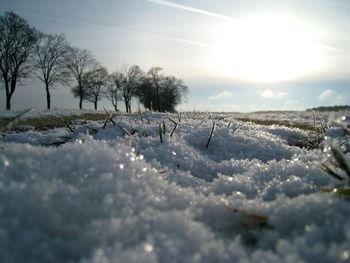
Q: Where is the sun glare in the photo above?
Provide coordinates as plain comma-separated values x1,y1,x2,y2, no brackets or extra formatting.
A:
213,13,324,82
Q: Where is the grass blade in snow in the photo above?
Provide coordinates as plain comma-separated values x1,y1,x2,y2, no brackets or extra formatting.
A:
205,121,215,148
321,163,345,181
117,124,131,136
159,122,163,143
331,146,350,178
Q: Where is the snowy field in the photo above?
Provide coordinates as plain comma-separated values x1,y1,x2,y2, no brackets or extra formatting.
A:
1,110,350,263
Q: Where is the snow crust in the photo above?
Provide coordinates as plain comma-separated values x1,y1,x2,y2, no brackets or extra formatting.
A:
1,111,350,262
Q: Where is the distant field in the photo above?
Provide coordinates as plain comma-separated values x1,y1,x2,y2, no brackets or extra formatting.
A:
1,113,316,131
0,113,107,131
2,109,347,131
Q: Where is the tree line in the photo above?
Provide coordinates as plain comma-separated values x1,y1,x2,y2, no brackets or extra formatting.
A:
306,105,350,112
0,11,188,112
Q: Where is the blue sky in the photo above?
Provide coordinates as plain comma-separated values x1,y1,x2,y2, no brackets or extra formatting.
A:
1,0,350,111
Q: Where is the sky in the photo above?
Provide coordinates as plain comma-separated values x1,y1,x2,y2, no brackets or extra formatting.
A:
1,0,350,112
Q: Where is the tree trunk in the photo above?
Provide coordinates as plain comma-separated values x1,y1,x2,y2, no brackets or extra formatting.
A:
46,84,51,110
2,74,9,110
124,100,129,113
5,81,11,110
94,101,97,110
78,84,83,109
6,78,17,110
79,96,83,109
6,95,11,110
112,96,118,111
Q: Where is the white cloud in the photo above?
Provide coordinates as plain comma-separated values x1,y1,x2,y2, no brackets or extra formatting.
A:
208,91,233,101
336,95,345,103
259,89,288,99
318,89,334,101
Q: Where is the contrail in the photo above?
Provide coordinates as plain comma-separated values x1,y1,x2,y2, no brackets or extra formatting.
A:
317,43,338,52
148,0,337,52
16,11,214,48
148,0,235,21
16,9,336,53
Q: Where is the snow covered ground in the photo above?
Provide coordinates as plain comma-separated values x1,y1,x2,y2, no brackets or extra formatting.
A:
1,110,350,263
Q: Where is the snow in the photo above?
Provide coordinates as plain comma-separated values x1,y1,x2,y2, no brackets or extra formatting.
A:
1,110,350,263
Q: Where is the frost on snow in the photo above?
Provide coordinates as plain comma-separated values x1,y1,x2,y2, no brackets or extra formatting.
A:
0,110,350,263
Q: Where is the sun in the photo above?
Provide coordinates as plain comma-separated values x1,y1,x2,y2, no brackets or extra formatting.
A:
213,13,324,82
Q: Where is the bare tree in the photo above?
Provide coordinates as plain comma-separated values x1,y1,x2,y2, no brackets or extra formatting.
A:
84,67,108,110
71,77,89,107
0,12,39,110
110,65,144,113
147,67,162,111
65,47,96,109
35,33,70,109
107,73,123,111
